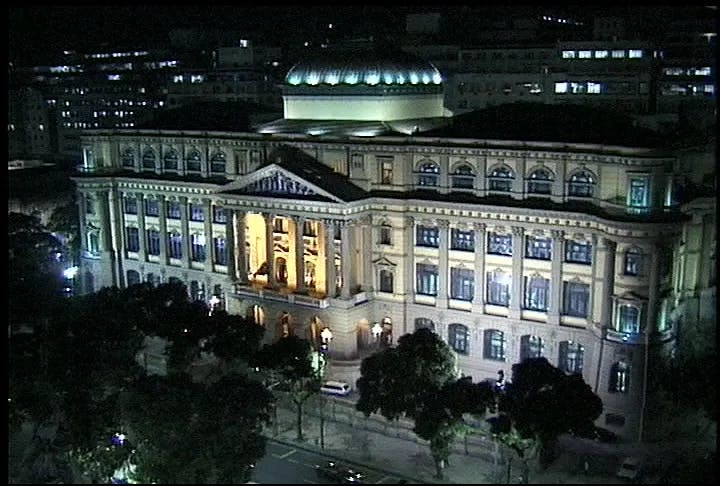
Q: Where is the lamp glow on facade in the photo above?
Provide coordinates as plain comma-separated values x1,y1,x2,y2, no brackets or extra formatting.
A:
371,322,383,339
320,327,333,344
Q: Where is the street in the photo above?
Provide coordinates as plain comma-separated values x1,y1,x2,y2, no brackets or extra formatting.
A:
252,439,408,484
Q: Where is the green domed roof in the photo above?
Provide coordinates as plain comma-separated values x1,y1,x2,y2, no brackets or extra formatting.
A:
285,50,443,87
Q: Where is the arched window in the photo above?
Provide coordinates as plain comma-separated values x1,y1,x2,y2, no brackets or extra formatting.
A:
210,151,226,173
121,148,135,168
483,329,506,361
163,149,179,170
527,167,554,194
520,335,544,361
558,341,584,374
141,149,156,170
609,361,629,393
416,162,440,187
186,150,202,172
276,257,288,284
126,270,141,286
488,165,515,192
414,317,435,332
451,164,475,189
623,247,643,276
448,324,470,355
379,269,394,293
568,170,596,197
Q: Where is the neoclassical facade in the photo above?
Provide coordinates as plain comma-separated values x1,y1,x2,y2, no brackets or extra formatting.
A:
73,56,715,442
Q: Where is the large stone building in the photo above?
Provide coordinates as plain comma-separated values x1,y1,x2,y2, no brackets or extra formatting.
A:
73,51,715,442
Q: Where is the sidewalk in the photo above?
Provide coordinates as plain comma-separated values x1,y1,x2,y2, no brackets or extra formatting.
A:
266,396,623,484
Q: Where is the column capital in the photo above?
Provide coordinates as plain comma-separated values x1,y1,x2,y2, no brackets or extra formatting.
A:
405,215,415,227
261,211,275,221
290,214,306,223
436,218,450,229
473,221,487,232
322,218,338,228
600,236,617,248
511,225,524,237
551,229,565,240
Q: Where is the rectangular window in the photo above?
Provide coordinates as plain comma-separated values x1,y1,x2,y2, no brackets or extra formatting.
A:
555,82,569,94
450,268,474,301
146,229,160,256
578,50,592,59
416,263,438,296
563,281,589,317
485,330,506,361
126,227,139,252
191,234,206,262
488,233,512,256
213,206,227,223
145,199,159,217
381,160,393,184
303,221,317,237
559,341,584,374
379,226,392,245
628,49,643,58
627,176,649,207
168,233,183,259
167,201,181,219
525,236,552,260
611,49,626,59
189,204,204,222
565,240,592,264
594,50,608,58
524,276,549,311
562,50,576,59
351,153,364,170
587,82,602,94
416,225,440,248
486,271,510,306
451,229,475,252
213,237,227,265
124,197,138,215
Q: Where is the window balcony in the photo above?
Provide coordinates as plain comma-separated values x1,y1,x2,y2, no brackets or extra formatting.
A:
604,328,645,345
233,282,330,309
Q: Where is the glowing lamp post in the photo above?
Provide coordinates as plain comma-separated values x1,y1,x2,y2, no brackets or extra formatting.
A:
320,327,333,355
208,295,221,315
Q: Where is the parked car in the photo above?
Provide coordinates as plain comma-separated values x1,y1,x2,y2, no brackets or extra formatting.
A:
320,380,351,396
315,461,364,483
616,456,643,481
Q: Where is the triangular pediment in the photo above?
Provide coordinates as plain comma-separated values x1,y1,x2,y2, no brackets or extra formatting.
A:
373,256,397,267
217,164,344,202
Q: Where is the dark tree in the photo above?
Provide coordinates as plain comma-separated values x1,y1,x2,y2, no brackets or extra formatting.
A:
123,373,273,483
255,335,320,441
488,358,603,482
355,328,491,478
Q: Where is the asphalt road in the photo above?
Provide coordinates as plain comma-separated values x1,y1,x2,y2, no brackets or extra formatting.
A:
252,439,407,484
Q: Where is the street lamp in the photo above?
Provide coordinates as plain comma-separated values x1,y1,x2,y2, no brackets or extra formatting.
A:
208,295,221,315
320,327,333,344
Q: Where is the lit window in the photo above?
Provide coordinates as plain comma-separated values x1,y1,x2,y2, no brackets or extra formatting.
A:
587,82,602,94
563,281,589,317
525,236,552,260
520,335,544,360
627,176,649,208
416,162,440,186
213,237,227,265
451,228,474,251
611,50,625,59
448,324,470,355
144,199,159,217
555,82,569,94
565,240,592,264
488,166,514,192
578,50,592,59
213,207,227,223
189,204,204,222
559,341,584,374
609,361,629,393
594,50,608,58
146,229,160,256
628,49,643,58
168,232,182,259
562,50,576,59
167,201,181,219
450,268,474,301
568,170,596,197
617,304,641,333
486,270,510,307
484,329,505,361
416,263,438,296
126,227,139,252
527,167,554,194
623,247,642,275
488,233,512,256
524,275,549,311
416,225,440,247
191,234,206,262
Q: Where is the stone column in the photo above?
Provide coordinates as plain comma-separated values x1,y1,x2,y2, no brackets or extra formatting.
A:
203,199,213,272
548,229,564,325
324,219,337,297
646,241,660,334
158,195,168,265
180,197,191,269
509,226,524,319
362,217,374,292
77,192,88,256
226,209,237,281
600,237,617,329
235,210,247,283
263,212,276,287
553,157,567,203
293,215,306,293
472,222,487,313
404,216,415,297
437,219,449,308
136,193,147,261
340,221,352,299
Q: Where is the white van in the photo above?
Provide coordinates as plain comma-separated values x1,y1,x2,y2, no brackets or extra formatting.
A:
320,380,351,396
